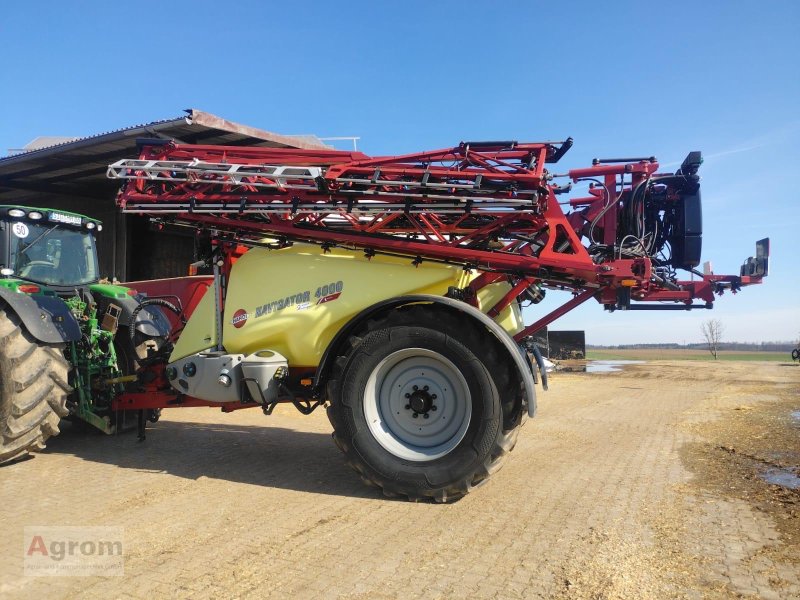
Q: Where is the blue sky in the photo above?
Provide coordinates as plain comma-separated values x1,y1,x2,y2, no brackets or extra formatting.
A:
1,1,798,344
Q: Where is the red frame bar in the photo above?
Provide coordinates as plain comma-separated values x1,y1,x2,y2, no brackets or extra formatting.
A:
112,391,260,413
513,289,598,342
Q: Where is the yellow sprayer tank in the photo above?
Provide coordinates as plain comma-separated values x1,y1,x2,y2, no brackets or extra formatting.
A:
170,244,524,365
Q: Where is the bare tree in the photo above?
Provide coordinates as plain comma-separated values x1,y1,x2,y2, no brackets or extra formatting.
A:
701,319,724,359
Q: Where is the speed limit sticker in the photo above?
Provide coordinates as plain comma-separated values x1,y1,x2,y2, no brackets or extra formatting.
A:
12,222,29,238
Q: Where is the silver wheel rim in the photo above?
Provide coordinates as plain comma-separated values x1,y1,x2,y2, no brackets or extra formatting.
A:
363,348,472,461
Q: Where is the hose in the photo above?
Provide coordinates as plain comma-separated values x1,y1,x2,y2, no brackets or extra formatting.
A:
530,344,549,391
127,297,183,346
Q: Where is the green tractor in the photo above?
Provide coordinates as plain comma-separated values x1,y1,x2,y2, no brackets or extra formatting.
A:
0,205,171,463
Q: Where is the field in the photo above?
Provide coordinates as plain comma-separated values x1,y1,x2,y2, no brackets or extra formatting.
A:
1,359,798,599
588,347,788,362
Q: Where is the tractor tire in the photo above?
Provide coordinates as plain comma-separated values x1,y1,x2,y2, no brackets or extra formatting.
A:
327,306,523,502
792,348,800,362
0,308,70,464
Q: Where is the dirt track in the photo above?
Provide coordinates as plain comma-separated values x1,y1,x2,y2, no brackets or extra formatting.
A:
1,360,798,599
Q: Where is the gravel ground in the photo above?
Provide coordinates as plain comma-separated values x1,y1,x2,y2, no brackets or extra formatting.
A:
1,360,797,599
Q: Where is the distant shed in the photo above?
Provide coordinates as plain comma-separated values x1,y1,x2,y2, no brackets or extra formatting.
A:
548,330,586,359
0,109,329,281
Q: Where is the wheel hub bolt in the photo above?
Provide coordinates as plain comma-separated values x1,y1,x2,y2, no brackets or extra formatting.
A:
404,404,411,410
423,414,430,419
412,413,418,418
413,385,418,391
408,389,434,415
423,385,429,391
431,405,437,411
431,394,437,400
405,393,410,398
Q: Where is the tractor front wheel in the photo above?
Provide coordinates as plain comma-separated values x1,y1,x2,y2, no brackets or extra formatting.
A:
0,308,70,464
327,308,512,502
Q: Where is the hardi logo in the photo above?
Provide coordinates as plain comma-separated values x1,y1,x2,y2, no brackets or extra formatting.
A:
231,309,249,328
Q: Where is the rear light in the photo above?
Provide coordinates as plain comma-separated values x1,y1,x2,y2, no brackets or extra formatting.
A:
188,260,204,276
97,224,103,232
18,284,41,294
7,208,25,218
27,211,43,220
86,222,96,230
126,289,138,296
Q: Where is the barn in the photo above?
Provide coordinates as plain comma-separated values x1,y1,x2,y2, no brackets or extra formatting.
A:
0,109,329,281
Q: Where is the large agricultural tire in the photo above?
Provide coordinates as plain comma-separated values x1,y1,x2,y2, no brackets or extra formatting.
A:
792,348,800,362
326,306,524,502
0,308,70,464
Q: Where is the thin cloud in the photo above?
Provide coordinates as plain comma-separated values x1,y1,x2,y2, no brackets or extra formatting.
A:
660,121,800,169
703,143,767,161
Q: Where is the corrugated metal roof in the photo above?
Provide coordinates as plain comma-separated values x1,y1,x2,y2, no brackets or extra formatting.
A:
12,136,80,153
0,109,330,203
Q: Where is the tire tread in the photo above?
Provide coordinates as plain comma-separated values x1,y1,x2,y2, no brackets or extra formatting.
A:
327,305,524,502
0,308,71,464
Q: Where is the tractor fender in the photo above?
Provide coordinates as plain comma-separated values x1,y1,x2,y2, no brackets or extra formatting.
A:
0,287,80,344
315,294,537,417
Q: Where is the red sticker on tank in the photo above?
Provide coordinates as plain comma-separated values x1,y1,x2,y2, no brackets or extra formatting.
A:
316,292,341,305
231,309,249,328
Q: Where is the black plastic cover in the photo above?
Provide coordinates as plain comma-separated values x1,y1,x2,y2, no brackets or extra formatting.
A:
0,288,81,344
670,191,703,269
671,235,702,269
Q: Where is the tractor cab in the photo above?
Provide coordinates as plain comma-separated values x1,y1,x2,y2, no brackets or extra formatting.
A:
0,206,101,291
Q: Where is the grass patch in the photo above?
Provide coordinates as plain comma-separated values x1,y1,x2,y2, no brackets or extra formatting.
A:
586,349,788,362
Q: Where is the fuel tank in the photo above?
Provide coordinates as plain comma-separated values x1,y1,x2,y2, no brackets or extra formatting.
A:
170,244,523,367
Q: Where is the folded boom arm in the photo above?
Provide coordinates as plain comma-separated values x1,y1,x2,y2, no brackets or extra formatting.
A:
108,138,767,323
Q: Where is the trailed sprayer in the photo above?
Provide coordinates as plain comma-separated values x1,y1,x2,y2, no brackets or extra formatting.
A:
1,137,768,502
